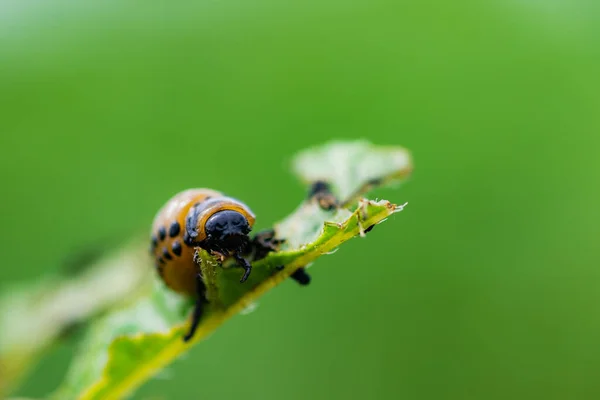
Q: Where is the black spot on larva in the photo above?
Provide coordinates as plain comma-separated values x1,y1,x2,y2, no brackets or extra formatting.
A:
172,241,182,256
169,221,180,238
162,247,172,260
183,232,194,246
158,257,165,265
158,226,167,241
151,235,158,249
364,224,375,233
156,264,165,278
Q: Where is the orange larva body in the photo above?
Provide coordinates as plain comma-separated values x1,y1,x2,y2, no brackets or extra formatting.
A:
150,188,255,297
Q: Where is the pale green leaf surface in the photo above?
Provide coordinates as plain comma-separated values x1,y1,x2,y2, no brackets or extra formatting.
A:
293,140,412,204
51,140,412,400
0,241,151,397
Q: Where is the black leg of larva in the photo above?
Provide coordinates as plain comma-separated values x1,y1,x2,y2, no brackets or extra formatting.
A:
364,224,375,234
234,252,252,283
252,229,284,261
290,267,311,286
183,298,204,342
308,180,339,211
183,273,206,342
276,265,311,286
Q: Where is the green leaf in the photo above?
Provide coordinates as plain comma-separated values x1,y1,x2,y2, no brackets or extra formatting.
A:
0,240,151,397
51,140,412,400
292,139,412,206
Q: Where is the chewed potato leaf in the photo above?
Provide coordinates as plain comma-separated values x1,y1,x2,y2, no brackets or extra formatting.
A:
50,140,412,400
293,140,412,204
0,240,151,397
74,200,405,400
51,283,190,400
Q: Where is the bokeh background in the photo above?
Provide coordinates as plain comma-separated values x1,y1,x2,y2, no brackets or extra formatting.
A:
1,1,599,399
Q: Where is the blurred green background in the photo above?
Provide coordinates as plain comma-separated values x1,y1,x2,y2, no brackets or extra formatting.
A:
1,1,599,399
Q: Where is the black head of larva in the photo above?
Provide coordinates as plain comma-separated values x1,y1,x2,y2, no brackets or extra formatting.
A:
204,210,251,252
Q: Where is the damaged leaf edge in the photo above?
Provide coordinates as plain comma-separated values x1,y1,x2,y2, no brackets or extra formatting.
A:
79,199,404,400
